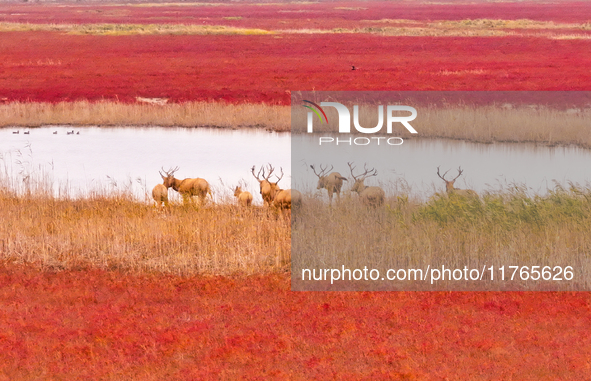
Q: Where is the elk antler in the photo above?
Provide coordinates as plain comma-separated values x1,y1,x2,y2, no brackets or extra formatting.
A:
437,166,463,182
360,164,378,180
436,166,451,181
349,162,377,181
265,163,275,180
310,164,334,178
251,165,265,182
347,162,358,180
321,164,333,176
274,167,284,183
162,166,179,177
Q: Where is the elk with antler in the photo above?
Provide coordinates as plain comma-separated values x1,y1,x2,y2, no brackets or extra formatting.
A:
251,164,283,206
436,166,478,198
348,162,385,207
160,167,211,205
310,164,347,205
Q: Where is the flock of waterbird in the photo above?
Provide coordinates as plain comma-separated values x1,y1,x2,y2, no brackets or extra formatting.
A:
151,163,478,209
12,130,80,135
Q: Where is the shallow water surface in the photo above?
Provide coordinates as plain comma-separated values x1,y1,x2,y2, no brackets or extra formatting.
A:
1,126,291,203
2,127,591,202
292,135,591,200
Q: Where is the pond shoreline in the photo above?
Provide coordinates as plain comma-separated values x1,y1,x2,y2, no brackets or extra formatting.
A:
1,100,590,148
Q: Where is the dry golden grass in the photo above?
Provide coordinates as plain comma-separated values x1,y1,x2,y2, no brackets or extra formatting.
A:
0,22,273,36
292,103,591,147
408,105,591,146
293,187,591,290
0,190,291,275
122,2,319,7
281,26,515,37
0,101,290,131
2,101,590,146
432,19,591,30
2,172,590,287
2,19,591,39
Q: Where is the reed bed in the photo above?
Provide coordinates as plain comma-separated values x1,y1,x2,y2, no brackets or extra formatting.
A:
292,103,591,147
3,101,590,146
0,186,291,275
0,101,291,131
2,19,590,39
0,22,273,35
2,166,591,286
293,185,591,290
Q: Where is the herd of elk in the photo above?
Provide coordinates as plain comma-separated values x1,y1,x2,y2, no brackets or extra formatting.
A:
311,164,348,205
152,163,480,209
152,164,298,210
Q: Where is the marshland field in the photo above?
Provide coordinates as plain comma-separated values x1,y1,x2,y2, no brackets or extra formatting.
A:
1,1,591,379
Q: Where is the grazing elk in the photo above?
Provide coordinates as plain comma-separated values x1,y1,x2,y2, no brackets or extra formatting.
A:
348,162,386,207
152,183,169,208
233,186,253,207
251,164,283,206
310,164,347,205
160,167,211,205
273,188,303,210
436,166,478,198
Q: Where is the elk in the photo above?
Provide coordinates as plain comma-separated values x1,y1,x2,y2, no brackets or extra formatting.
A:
273,188,303,210
436,166,478,198
160,167,211,205
310,164,347,205
348,162,385,207
152,183,169,208
251,164,283,206
233,186,253,207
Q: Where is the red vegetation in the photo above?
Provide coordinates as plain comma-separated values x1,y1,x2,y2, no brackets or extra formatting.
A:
2,3,591,378
1,2,591,104
1,31,591,105
1,264,590,379
1,2,591,28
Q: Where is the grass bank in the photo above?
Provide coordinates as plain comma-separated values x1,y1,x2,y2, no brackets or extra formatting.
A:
293,186,591,290
2,101,591,146
0,101,291,132
0,190,291,275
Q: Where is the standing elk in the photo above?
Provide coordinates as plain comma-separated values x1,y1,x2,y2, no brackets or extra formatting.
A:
348,162,386,207
310,164,347,205
251,164,283,206
233,186,253,207
152,183,169,208
273,188,303,210
160,167,211,205
436,166,478,198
